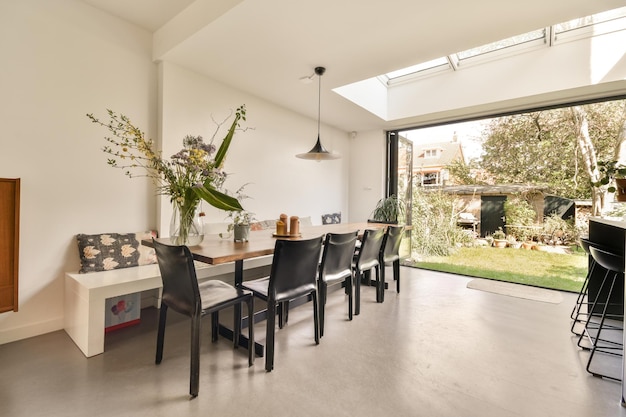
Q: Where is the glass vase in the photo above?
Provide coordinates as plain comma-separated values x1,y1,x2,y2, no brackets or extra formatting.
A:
169,202,204,246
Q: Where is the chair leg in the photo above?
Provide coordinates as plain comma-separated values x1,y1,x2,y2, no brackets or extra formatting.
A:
190,315,201,398
233,303,242,349
278,301,290,329
578,269,612,350
246,297,254,366
312,290,320,345
265,302,276,372
586,272,622,380
285,300,290,324
211,312,219,343
378,265,384,303
394,260,400,293
355,270,361,316
319,281,327,337
347,275,353,321
155,304,168,364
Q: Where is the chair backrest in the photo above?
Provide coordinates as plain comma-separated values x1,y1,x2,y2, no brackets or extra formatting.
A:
269,236,323,303
381,226,405,264
320,231,359,283
354,228,385,272
152,239,200,317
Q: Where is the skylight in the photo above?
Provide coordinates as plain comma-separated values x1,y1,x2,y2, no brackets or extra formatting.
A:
555,6,626,34
386,57,449,80
455,29,546,61
383,6,626,83
333,6,626,124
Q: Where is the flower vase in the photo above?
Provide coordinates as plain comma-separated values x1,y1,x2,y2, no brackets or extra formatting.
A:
169,203,204,246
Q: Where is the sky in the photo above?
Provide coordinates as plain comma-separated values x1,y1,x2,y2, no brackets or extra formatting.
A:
403,119,490,161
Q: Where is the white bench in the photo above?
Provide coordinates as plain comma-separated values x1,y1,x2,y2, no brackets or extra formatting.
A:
64,264,164,357
64,257,272,358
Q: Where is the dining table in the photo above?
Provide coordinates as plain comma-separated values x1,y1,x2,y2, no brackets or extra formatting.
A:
143,221,401,356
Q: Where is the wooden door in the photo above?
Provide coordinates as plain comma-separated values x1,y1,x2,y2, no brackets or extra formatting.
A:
0,178,20,313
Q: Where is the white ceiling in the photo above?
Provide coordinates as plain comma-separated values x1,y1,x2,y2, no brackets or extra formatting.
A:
81,0,626,133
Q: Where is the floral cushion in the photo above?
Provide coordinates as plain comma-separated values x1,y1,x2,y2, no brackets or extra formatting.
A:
250,220,276,231
76,230,158,274
321,212,341,224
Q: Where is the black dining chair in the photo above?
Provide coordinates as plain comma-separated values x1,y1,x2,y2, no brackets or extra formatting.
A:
152,240,254,398
379,225,405,302
242,236,323,372
318,230,359,337
352,228,386,315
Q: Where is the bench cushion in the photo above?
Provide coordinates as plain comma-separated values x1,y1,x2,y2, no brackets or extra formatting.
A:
76,231,157,273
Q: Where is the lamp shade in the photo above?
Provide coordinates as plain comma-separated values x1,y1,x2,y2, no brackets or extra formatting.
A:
296,66,340,161
296,135,340,161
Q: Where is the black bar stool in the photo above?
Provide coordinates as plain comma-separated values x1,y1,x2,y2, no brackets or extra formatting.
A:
570,237,597,335
578,245,624,380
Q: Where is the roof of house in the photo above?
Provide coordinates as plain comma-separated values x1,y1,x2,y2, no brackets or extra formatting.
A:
414,141,464,170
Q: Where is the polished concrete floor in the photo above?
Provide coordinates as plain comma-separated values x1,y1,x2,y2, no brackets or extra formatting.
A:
2,267,626,417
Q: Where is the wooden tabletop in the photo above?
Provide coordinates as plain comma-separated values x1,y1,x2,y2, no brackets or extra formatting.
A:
144,222,398,266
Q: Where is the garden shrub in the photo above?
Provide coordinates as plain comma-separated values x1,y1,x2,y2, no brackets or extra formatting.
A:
504,194,536,241
411,188,474,257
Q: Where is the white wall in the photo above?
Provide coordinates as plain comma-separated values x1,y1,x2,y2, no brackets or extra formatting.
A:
0,0,154,344
0,1,356,344
348,130,387,222
158,62,351,231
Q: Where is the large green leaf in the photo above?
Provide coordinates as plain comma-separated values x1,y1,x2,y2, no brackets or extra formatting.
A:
194,186,243,211
214,105,245,169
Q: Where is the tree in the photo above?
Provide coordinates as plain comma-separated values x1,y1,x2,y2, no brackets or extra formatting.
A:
479,100,626,207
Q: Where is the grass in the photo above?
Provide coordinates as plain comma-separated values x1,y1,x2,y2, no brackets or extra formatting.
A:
407,245,587,292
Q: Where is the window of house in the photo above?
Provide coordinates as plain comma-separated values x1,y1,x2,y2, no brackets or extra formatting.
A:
424,149,438,158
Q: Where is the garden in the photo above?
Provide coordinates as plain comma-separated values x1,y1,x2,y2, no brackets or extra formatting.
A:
405,188,588,292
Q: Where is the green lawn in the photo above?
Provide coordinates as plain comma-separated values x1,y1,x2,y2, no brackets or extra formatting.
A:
407,246,587,292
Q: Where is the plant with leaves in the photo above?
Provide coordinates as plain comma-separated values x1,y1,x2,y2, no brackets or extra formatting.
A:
411,188,473,257
370,194,406,223
541,213,579,246
87,105,248,244
504,194,537,241
480,101,626,204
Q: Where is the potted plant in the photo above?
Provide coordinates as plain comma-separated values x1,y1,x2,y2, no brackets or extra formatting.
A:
221,210,256,242
492,227,507,248
592,160,626,201
369,195,406,224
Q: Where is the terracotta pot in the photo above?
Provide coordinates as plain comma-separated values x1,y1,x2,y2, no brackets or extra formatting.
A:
493,239,507,248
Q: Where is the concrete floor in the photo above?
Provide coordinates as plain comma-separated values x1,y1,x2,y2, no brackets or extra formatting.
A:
1,267,625,417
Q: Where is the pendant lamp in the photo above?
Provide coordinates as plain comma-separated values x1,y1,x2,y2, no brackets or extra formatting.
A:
296,66,340,161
